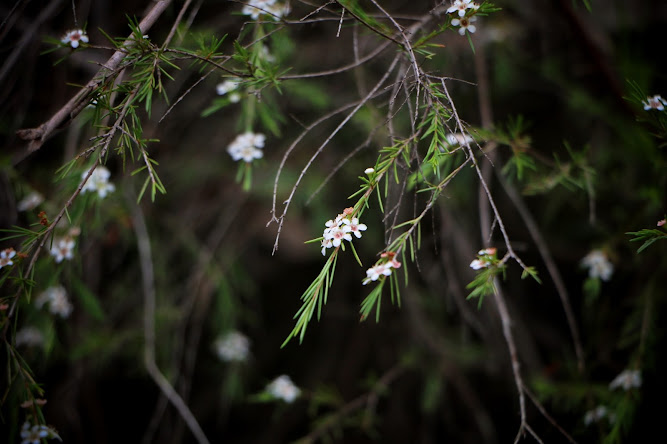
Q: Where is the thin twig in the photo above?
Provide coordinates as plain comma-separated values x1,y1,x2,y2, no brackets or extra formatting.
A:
129,191,211,444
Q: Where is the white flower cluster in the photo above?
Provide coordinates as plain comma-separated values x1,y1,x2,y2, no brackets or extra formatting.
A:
36,285,73,318
17,191,44,212
580,249,613,281
609,369,641,391
470,247,497,270
81,166,116,199
643,94,667,111
15,326,45,348
227,132,266,163
214,331,251,362
266,375,301,403
61,29,88,48
216,78,242,103
0,248,16,270
320,207,367,255
363,252,402,285
584,405,616,426
447,0,480,35
242,0,290,20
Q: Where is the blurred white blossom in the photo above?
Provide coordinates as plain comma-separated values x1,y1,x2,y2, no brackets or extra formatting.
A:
609,369,642,391
50,236,75,263
266,375,301,403
227,132,265,163
242,0,290,20
216,79,242,103
81,166,116,199
15,326,45,348
581,249,613,281
36,285,73,318
214,331,251,362
584,405,615,426
17,191,44,212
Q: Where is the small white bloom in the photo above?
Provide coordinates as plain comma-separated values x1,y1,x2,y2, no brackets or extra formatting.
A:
328,225,352,247
214,331,251,362
0,248,17,269
609,369,642,391
581,249,613,281
50,237,75,263
643,95,667,111
447,0,475,17
363,263,392,285
17,191,44,212
266,375,301,403
21,422,50,444
15,326,45,348
451,16,477,35
227,132,266,163
216,79,241,97
61,29,89,48
36,285,73,318
584,405,615,426
445,132,474,146
342,218,367,239
364,167,375,175
470,259,488,270
81,166,116,199
321,238,333,256
242,0,289,20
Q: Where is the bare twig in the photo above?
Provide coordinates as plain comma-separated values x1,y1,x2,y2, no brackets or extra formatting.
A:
129,190,211,444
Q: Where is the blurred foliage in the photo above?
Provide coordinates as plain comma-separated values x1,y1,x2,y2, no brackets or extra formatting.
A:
1,0,666,443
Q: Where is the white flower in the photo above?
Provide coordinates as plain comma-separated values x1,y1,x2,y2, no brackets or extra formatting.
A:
214,331,251,362
266,375,301,403
36,285,73,318
364,168,375,175
50,237,75,263
216,79,242,103
15,326,45,348
470,259,488,270
580,249,613,281
342,218,367,239
227,132,266,163
17,191,44,212
363,263,392,285
470,247,496,270
21,422,50,444
242,0,289,20
447,0,476,17
81,166,116,199
445,132,473,146
584,405,615,426
609,369,642,391
643,95,667,111
321,238,333,256
258,44,276,63
61,29,89,48
0,248,17,269
451,16,477,35
327,225,352,247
